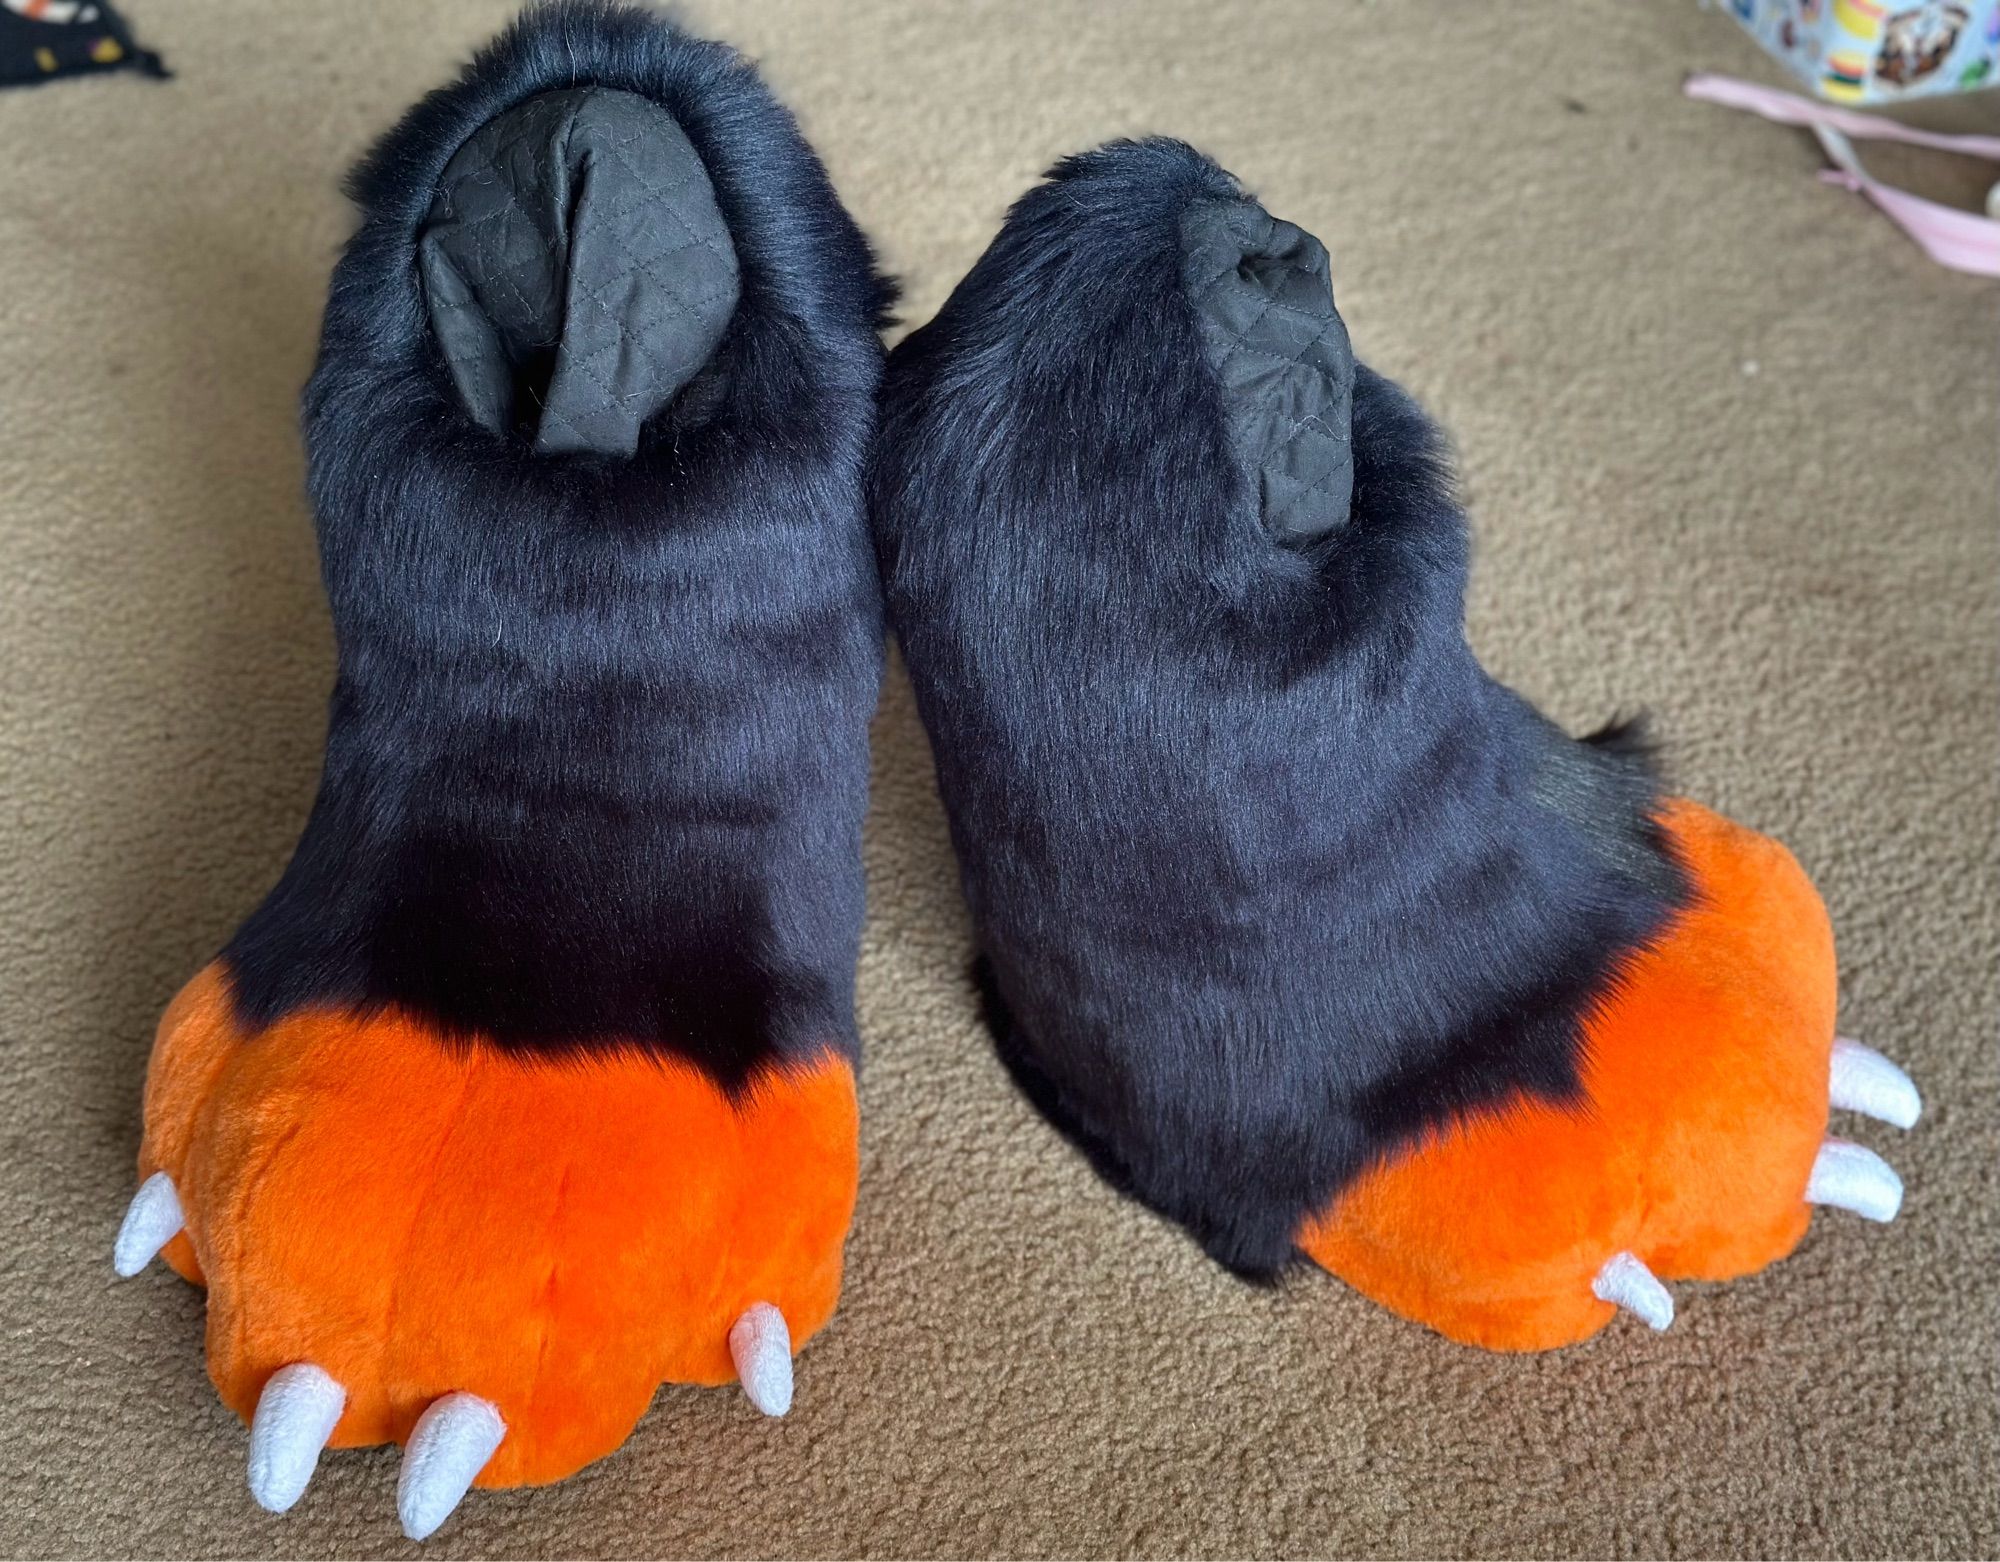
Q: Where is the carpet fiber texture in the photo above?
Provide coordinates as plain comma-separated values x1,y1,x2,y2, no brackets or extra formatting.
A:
1,2,1994,1556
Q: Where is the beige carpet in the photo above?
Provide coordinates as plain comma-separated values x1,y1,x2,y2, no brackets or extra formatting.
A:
2,2,1994,1555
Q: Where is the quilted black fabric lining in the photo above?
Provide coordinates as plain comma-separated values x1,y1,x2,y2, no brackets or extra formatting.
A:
1182,197,1355,544
418,86,740,456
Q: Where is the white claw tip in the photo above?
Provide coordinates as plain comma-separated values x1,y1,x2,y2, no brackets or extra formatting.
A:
397,1393,505,1541
1592,1250,1675,1331
1807,1138,1904,1223
248,1364,345,1513
728,1302,794,1417
113,1171,185,1277
1830,1037,1922,1130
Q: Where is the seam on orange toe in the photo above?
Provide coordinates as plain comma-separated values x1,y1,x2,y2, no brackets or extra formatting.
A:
518,1159,572,1455
141,965,244,1285
377,1051,486,1449
215,1113,308,1417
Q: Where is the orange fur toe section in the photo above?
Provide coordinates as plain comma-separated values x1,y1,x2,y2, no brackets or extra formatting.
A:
1300,800,1838,1351
137,965,859,1486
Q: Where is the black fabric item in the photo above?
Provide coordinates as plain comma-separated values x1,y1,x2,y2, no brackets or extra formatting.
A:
1181,197,1353,543
420,86,740,456
220,1,892,1088
869,138,1689,1277
0,0,165,90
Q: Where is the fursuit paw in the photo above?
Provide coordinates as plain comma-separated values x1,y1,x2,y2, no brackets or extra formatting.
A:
1300,801,1919,1351
109,0,886,1536
114,966,857,1537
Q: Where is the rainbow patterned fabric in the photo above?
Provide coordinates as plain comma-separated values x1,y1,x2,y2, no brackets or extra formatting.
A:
1721,0,1999,103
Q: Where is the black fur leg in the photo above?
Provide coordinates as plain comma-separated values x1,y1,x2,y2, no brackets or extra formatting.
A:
873,140,1689,1274
222,2,893,1087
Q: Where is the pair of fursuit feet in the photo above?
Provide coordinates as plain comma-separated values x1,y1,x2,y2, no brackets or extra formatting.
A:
111,0,1918,1538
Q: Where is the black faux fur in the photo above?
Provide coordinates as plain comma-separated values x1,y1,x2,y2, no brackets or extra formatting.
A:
222,2,891,1086
871,139,1691,1277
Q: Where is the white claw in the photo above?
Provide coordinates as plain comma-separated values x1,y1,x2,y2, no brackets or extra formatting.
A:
728,1302,794,1417
397,1393,505,1542
113,1171,185,1277
247,1364,345,1513
1807,1138,1904,1223
1830,1037,1922,1130
1592,1250,1675,1331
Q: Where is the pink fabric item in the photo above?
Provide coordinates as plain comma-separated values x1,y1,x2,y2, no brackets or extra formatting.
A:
1683,72,2000,278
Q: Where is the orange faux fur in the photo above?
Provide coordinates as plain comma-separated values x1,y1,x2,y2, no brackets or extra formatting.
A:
1299,799,1839,1350
138,964,859,1486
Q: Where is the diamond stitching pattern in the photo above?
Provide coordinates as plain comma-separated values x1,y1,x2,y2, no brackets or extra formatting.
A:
1186,201,1354,541
421,87,740,454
